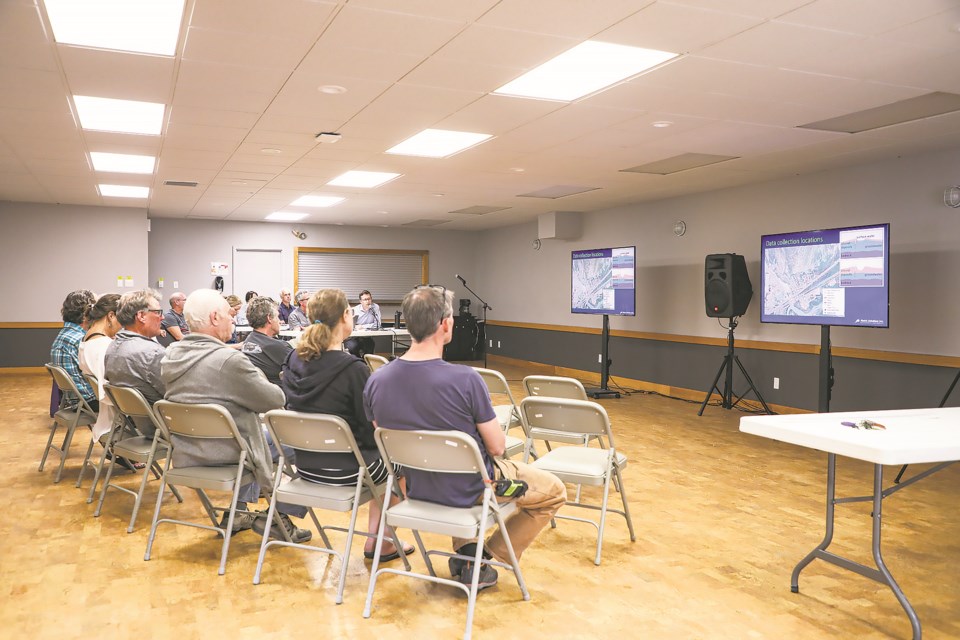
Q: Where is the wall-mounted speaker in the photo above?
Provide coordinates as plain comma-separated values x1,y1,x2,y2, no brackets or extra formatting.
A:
705,253,752,318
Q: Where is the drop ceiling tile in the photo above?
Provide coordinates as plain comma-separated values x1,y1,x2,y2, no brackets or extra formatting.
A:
265,69,393,120
296,42,427,83
0,68,68,111
168,106,261,129
777,0,952,36
83,131,162,153
166,123,249,144
700,21,864,69
59,45,176,103
0,2,46,42
661,0,814,20
318,5,466,57
348,0,497,21
433,23,575,68
0,34,58,72
24,156,91,176
190,0,337,36
436,94,564,136
400,57,527,94
159,148,233,169
183,26,314,69
0,106,77,137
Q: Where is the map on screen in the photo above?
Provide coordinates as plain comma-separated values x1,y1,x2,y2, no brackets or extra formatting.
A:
571,246,635,316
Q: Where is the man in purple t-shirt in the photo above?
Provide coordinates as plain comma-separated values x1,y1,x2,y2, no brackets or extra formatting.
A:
364,285,566,591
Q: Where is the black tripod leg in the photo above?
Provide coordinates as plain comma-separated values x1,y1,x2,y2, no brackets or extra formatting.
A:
734,355,773,414
939,369,960,408
699,356,730,416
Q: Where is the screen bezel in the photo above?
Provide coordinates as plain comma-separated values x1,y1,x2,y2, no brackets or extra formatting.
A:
760,223,890,328
570,245,637,316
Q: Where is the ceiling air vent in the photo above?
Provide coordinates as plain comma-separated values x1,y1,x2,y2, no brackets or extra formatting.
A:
163,180,199,187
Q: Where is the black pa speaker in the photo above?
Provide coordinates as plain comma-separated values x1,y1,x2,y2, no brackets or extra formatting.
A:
705,253,752,318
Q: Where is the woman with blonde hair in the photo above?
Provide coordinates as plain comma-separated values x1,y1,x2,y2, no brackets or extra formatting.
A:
281,288,412,562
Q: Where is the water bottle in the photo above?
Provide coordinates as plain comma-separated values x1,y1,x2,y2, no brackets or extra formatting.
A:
394,310,401,328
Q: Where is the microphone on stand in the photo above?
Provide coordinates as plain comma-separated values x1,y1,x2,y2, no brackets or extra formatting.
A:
456,274,467,285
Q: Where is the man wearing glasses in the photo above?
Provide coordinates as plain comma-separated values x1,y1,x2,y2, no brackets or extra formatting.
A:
344,289,380,357
104,289,168,434
364,285,566,591
287,290,311,330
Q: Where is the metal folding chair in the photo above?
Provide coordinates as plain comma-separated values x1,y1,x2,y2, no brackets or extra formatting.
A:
146,400,264,575
253,410,410,603
363,353,389,372
519,396,635,565
75,372,116,499
96,384,182,532
473,367,528,459
40,364,97,483
363,428,530,640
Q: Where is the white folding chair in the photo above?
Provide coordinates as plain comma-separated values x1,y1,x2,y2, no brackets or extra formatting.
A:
363,353,389,373
473,367,527,459
97,384,183,532
519,396,636,565
363,429,530,640
40,364,97,484
146,400,265,576
253,410,410,603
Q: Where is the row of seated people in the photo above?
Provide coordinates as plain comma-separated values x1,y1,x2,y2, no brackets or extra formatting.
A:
49,284,567,591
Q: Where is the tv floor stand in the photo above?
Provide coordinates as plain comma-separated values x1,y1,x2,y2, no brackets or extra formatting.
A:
586,314,620,399
698,317,771,415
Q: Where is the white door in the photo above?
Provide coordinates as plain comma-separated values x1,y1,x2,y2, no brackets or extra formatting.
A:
233,248,283,300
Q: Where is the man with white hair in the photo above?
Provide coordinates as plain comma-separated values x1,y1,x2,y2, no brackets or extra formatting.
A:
160,288,310,541
277,289,295,324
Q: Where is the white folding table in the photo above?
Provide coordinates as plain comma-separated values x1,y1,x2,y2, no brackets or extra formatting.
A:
740,407,960,640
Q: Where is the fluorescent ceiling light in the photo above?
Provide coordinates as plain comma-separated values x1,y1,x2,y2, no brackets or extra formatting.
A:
90,152,155,174
43,0,185,56
99,184,149,198
327,170,401,188
290,195,345,207
494,40,679,102
266,212,309,222
74,96,165,135
386,129,492,158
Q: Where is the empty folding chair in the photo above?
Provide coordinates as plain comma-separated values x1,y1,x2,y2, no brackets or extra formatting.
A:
363,353,389,373
40,364,97,484
473,367,527,459
364,428,530,640
253,410,410,603
147,400,271,576
519,396,635,565
96,384,182,532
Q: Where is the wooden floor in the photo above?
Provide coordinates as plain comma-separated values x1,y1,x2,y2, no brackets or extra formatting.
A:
2,364,958,639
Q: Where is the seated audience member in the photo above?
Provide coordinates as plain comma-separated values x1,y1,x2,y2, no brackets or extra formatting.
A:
236,290,257,326
241,296,292,385
104,289,167,436
277,289,295,324
286,290,310,330
364,285,566,590
51,289,98,410
344,289,380,358
158,292,189,347
224,294,242,344
78,293,122,440
282,289,412,561
160,289,310,541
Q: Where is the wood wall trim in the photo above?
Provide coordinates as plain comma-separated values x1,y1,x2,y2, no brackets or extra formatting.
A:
486,354,808,415
295,247,428,256
486,320,958,367
0,367,46,375
0,322,62,329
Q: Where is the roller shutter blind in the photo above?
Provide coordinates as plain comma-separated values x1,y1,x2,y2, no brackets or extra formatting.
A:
295,248,427,303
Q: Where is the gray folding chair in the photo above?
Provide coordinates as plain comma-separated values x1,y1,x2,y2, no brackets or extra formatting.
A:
75,371,116,499
146,400,263,576
363,429,530,640
254,410,410,603
473,367,527,459
522,374,588,401
40,364,97,484
519,396,635,565
97,384,182,532
363,353,389,372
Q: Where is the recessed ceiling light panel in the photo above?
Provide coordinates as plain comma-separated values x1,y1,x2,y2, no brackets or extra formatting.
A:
74,96,165,135
494,40,679,102
290,195,345,207
90,152,155,174
386,129,492,158
44,0,185,56
327,170,401,188
99,184,149,198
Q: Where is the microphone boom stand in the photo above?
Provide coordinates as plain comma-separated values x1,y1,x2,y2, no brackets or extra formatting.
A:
457,276,491,368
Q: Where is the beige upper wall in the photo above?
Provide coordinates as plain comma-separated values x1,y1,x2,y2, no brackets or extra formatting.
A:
476,146,960,357
0,202,149,322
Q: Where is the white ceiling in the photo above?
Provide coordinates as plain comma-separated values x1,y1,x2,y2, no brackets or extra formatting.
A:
2,0,959,230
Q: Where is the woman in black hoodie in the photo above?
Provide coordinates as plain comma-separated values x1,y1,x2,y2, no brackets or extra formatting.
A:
281,288,411,561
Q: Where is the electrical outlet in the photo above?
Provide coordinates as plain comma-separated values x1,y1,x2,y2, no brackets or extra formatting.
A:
489,339,493,348
497,340,501,348
173,281,179,289
598,354,602,363
773,377,780,390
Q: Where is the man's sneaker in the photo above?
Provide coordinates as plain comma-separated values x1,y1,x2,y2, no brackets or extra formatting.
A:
252,512,312,544
448,556,466,577
218,511,255,535
458,562,498,592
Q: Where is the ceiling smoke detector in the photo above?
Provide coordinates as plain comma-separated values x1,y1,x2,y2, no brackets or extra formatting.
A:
315,132,342,144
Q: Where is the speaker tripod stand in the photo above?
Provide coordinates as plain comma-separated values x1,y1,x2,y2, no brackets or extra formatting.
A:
698,317,772,416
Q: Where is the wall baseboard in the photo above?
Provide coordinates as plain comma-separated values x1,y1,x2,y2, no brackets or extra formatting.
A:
487,353,808,415
0,367,47,375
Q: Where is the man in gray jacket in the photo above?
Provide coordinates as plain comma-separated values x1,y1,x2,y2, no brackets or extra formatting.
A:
160,288,310,542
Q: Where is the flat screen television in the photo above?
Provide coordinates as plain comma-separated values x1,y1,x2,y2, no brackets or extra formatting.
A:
760,223,890,327
571,246,636,316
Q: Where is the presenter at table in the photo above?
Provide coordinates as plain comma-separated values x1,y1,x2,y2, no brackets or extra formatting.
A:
344,289,379,357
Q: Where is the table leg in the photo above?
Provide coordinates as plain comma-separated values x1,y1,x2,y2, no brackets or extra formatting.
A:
791,453,836,591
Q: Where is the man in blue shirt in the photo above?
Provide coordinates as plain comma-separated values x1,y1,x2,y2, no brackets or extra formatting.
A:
51,289,97,409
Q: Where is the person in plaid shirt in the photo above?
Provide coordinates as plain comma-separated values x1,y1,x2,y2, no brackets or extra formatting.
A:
50,289,97,409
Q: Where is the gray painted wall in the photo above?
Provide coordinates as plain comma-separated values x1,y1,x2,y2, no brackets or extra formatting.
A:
475,147,960,359
0,201,149,322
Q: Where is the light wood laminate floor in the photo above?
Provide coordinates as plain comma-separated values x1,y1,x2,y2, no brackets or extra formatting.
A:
2,364,958,639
